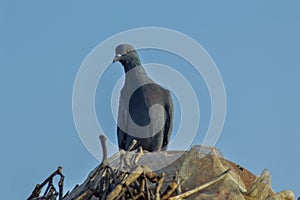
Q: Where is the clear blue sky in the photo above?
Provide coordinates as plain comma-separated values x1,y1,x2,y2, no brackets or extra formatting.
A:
1,1,299,199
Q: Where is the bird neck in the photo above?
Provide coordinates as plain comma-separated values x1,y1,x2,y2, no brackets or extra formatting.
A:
119,52,149,82
123,63,146,74
120,53,144,73
124,64,148,83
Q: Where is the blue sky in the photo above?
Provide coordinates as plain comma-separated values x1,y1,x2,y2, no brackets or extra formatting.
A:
1,1,299,199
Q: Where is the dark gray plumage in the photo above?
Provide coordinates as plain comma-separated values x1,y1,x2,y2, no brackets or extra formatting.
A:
113,44,174,152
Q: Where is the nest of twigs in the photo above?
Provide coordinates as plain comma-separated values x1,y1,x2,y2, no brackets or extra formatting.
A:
28,134,296,200
65,135,186,200
27,135,230,200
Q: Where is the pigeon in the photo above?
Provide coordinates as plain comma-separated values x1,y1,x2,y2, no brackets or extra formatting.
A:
113,44,174,152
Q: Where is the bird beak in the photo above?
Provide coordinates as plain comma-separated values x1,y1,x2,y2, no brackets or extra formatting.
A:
113,54,122,63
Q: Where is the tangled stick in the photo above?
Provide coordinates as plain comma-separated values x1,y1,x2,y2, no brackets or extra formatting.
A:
155,173,166,200
107,166,144,200
161,182,178,200
27,166,64,200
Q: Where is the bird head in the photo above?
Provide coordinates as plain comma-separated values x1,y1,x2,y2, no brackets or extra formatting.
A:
113,44,141,66
113,44,135,63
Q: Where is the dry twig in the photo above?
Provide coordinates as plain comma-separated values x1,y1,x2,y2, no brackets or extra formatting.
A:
27,167,64,200
155,173,166,200
169,169,230,200
161,182,178,200
107,166,144,200
99,135,108,165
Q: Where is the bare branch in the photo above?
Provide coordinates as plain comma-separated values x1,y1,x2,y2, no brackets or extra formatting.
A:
99,135,108,165
169,169,230,200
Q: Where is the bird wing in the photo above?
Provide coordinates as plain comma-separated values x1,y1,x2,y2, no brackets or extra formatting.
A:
162,90,174,150
117,95,128,150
